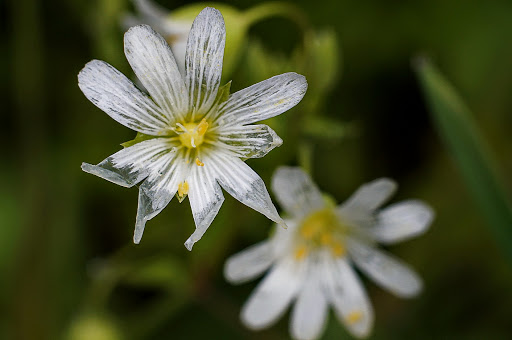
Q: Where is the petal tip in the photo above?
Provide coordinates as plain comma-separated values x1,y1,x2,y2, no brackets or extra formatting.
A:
184,238,194,251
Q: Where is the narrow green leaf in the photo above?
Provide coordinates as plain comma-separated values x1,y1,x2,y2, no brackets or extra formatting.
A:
414,58,512,262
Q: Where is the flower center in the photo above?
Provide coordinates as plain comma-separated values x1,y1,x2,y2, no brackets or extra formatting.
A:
177,118,209,149
294,208,347,260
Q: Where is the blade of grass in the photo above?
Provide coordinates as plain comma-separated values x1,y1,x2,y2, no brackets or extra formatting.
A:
414,57,512,263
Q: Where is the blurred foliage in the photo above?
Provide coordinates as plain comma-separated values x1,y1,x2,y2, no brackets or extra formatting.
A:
415,58,512,262
3,0,512,339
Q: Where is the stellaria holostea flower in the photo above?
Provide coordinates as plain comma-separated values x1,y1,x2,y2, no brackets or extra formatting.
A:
122,0,191,74
79,8,307,250
224,167,434,339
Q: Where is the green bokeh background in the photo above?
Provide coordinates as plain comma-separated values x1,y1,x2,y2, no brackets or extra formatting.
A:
2,0,512,339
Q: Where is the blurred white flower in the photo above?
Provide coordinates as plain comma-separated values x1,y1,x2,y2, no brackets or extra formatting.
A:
79,8,307,250
122,0,191,74
224,167,434,339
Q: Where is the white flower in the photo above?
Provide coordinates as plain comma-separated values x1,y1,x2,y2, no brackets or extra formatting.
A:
224,167,434,340
122,0,191,74
79,8,307,250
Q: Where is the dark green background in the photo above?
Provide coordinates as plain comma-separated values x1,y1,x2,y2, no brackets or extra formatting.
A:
2,0,512,339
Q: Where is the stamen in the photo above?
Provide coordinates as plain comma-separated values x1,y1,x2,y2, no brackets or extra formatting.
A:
191,137,196,148
294,245,308,260
177,181,189,201
346,311,363,325
196,118,209,136
195,158,204,167
175,123,186,133
331,241,346,257
184,148,191,163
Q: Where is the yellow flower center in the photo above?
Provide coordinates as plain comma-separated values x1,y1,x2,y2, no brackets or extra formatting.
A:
177,118,209,149
294,208,348,260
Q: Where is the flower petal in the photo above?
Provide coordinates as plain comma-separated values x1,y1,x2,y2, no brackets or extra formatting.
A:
124,25,188,123
78,60,169,135
209,152,284,226
241,257,304,329
133,148,187,243
184,161,225,250
224,241,274,284
271,166,325,218
81,138,173,188
215,124,283,159
371,200,434,244
215,72,307,127
338,178,397,214
185,7,225,117
322,255,374,338
347,239,423,298
290,267,328,340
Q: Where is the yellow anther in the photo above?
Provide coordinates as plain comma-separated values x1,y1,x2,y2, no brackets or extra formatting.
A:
178,118,209,149
331,241,346,257
166,34,179,45
196,118,209,136
294,245,308,260
177,181,189,200
346,311,363,325
195,158,204,166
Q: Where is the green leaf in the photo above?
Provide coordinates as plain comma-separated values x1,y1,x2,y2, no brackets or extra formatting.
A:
120,132,158,148
414,58,512,262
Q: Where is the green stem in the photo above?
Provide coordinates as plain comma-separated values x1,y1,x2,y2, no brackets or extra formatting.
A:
243,1,310,33
298,141,314,176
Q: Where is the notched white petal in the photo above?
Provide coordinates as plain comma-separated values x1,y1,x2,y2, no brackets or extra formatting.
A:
241,258,304,330
322,255,374,338
224,241,274,284
290,271,328,340
209,153,285,227
271,166,325,219
216,72,307,127
78,60,168,135
216,124,283,159
347,239,423,298
124,25,188,122
372,200,434,244
133,148,186,243
81,138,172,188
185,162,224,250
185,7,225,116
339,178,397,215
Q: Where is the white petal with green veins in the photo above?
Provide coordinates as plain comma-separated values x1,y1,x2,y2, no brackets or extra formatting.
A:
185,7,225,117
78,60,169,135
124,25,188,122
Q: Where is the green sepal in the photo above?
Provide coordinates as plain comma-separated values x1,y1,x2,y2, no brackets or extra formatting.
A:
120,132,159,148
215,81,232,105
322,193,337,209
175,192,187,203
